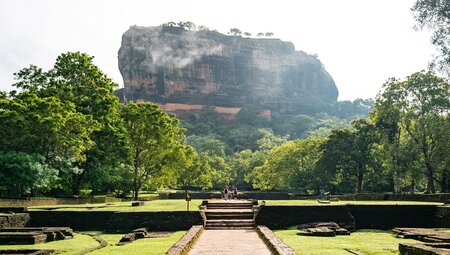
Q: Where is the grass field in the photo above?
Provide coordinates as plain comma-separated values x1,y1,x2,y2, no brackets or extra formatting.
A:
90,231,186,255
264,200,443,206
29,199,204,212
0,233,99,255
0,231,185,255
274,229,421,255
28,199,442,212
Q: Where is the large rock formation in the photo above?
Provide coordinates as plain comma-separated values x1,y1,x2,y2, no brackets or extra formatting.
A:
118,25,339,114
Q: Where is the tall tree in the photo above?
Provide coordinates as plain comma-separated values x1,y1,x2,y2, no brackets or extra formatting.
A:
252,138,323,191
0,92,98,163
318,119,376,193
412,0,450,73
374,72,450,193
174,145,212,191
0,92,98,196
0,151,54,197
13,52,128,195
121,102,185,200
231,149,266,190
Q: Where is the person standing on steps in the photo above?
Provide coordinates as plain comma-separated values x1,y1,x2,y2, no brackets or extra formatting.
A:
223,185,229,199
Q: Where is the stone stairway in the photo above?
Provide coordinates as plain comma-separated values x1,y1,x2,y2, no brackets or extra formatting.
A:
202,200,257,230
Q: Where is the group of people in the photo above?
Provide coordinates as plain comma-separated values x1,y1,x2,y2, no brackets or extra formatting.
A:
222,185,238,199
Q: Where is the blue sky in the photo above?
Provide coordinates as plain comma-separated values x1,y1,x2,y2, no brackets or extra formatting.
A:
0,0,436,100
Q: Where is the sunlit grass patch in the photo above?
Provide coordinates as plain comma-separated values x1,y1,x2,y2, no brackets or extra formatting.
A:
29,199,203,212
274,229,421,255
0,233,99,255
264,200,443,206
89,231,186,255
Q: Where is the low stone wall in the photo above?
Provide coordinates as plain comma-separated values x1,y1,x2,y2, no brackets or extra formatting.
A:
238,192,290,200
166,193,221,200
256,206,356,230
0,213,30,229
166,192,450,201
257,205,438,230
167,192,292,200
27,211,115,231
103,212,202,233
0,207,28,213
331,193,450,203
27,211,202,233
347,205,437,229
256,225,296,255
0,197,122,207
166,225,203,255
26,204,441,232
435,206,450,228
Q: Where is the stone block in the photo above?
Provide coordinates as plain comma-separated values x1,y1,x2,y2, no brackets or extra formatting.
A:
399,243,450,255
0,232,47,245
297,227,336,237
0,250,55,255
131,201,145,207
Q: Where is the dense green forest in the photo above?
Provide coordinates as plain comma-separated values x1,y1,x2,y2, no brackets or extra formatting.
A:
1,0,449,198
181,70,450,194
1,52,449,198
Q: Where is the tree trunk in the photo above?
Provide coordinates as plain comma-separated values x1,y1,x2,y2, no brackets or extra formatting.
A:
424,160,436,194
441,172,448,193
71,173,82,196
410,180,415,194
133,171,139,201
133,187,139,201
421,138,436,194
356,171,364,194
133,152,140,201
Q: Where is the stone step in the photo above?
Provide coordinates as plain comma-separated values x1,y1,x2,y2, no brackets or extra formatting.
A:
207,203,253,206
206,201,253,205
205,226,256,230
206,214,253,220
206,208,253,213
206,219,255,228
206,220,254,226
206,206,253,210
207,219,254,223
206,225,255,229
0,232,48,245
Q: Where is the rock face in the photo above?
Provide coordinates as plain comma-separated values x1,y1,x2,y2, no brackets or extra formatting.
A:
118,26,339,114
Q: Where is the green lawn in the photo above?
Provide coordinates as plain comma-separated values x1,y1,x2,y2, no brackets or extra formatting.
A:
29,199,203,212
0,233,99,255
28,199,442,212
89,231,186,255
0,231,185,255
274,229,421,255
264,200,443,206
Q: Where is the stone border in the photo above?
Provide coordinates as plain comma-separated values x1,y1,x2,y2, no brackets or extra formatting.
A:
165,225,203,255
256,225,297,255
75,233,108,255
399,242,450,255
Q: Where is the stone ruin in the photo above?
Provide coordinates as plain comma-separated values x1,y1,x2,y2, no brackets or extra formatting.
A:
296,222,351,237
394,228,450,242
395,228,450,255
118,228,170,245
0,250,55,255
399,243,450,255
131,201,145,207
0,227,73,245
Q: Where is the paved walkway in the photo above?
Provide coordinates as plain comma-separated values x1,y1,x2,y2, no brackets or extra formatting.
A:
188,229,272,255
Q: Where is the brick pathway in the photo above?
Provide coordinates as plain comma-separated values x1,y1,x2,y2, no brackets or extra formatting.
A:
188,229,272,255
